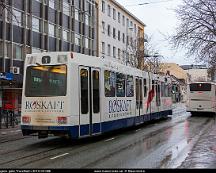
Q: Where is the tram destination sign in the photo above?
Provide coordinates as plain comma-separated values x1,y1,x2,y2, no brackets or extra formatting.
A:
0,72,14,80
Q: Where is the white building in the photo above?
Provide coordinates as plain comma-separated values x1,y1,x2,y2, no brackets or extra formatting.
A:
180,65,209,82
97,0,146,69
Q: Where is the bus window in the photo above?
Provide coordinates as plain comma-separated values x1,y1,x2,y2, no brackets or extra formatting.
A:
116,73,125,97
126,75,134,97
93,70,100,113
25,65,67,97
80,69,89,114
104,70,116,97
190,83,211,91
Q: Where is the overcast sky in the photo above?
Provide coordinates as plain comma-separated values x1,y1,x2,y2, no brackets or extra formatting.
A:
116,0,197,65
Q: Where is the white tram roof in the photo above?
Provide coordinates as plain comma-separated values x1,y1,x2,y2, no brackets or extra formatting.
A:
27,51,170,81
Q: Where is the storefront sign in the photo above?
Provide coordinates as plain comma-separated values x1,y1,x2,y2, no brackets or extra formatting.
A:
0,72,13,80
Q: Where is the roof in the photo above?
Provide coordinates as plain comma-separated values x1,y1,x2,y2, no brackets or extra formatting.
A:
180,64,207,70
110,0,146,27
159,63,188,81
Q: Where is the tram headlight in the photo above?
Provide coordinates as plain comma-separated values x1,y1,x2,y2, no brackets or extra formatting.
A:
22,116,31,124
57,117,67,124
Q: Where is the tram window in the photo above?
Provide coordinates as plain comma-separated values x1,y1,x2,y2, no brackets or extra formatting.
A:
161,82,165,97
144,78,147,97
168,84,172,97
93,70,100,113
116,73,125,97
139,79,143,108
104,70,116,97
126,75,134,97
80,69,88,114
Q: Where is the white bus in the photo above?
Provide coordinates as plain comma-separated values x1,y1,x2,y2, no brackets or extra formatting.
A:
21,52,173,139
186,82,216,115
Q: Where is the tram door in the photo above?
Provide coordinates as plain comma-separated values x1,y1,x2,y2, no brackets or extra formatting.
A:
155,81,161,113
135,77,143,124
79,67,101,137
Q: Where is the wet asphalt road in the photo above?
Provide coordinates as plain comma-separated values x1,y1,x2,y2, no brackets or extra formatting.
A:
0,104,216,169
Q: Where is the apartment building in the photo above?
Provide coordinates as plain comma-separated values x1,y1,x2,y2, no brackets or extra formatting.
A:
0,0,98,112
97,0,145,69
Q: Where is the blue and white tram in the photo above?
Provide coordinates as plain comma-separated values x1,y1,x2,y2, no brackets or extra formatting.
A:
21,52,173,139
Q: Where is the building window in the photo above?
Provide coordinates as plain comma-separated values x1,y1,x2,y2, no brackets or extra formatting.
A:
126,18,129,27
63,29,69,41
102,21,105,33
108,44,111,56
113,28,116,39
85,37,89,48
32,17,40,32
13,44,22,60
63,0,70,16
122,15,125,26
85,14,89,26
49,23,55,37
134,24,137,34
102,42,105,54
113,46,116,58
108,5,111,17
122,33,125,43
107,24,110,36
118,12,121,23
49,0,55,9
12,9,23,26
102,1,105,13
118,30,120,41
113,8,116,20
118,48,121,59
75,9,80,21
75,34,81,46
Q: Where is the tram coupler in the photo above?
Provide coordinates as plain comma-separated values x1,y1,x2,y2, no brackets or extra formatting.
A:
38,131,48,138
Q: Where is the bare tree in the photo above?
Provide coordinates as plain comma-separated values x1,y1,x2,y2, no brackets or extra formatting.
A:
143,34,163,73
171,0,216,68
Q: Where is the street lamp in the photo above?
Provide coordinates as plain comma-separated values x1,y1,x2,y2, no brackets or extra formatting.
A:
126,26,133,66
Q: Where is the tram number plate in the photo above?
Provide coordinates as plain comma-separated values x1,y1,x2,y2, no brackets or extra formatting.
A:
33,126,48,130
197,108,204,110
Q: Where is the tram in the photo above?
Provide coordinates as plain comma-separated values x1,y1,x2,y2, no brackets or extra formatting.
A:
186,82,216,115
21,52,173,139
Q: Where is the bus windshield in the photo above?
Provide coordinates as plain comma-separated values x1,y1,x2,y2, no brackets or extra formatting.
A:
25,65,67,97
189,83,211,91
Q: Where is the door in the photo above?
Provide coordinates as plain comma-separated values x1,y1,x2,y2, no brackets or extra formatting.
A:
135,77,143,124
79,67,101,137
155,82,161,113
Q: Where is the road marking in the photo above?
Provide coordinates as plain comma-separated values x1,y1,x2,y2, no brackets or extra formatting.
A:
104,137,115,142
15,130,21,132
50,153,69,160
135,129,141,132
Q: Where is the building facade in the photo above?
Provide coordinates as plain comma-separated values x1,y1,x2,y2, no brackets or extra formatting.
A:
0,0,98,113
97,0,145,69
180,64,209,82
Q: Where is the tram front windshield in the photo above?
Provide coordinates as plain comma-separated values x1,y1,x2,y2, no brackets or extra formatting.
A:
25,65,67,97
